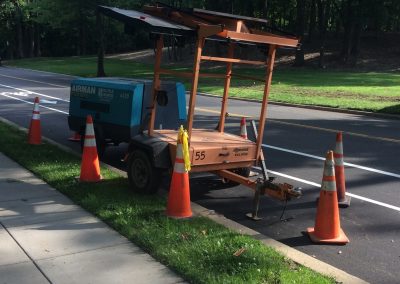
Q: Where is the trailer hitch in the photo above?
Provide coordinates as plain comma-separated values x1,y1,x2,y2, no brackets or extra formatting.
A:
246,178,302,221
246,120,302,221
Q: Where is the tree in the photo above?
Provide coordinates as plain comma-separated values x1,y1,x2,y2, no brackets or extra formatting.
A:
294,0,306,66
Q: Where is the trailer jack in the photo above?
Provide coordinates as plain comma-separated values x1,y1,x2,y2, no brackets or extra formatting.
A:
246,178,302,221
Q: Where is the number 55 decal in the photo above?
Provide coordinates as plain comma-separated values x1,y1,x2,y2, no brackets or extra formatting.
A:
195,151,205,160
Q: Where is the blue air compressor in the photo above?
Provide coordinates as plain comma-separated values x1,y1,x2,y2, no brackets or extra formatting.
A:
68,77,187,156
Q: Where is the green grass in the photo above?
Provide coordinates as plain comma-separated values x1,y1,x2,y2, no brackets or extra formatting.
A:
7,56,400,114
0,121,333,284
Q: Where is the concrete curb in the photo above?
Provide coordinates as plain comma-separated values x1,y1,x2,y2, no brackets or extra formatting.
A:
191,203,368,284
0,116,368,283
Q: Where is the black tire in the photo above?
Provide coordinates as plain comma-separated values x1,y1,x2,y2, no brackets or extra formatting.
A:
127,149,161,194
224,167,251,186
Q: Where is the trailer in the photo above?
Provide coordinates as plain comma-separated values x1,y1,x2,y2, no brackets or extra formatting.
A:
97,3,302,218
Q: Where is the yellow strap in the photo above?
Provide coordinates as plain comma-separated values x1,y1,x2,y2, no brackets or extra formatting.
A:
178,125,191,172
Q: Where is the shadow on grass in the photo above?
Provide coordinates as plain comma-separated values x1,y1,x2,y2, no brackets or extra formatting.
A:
380,104,400,114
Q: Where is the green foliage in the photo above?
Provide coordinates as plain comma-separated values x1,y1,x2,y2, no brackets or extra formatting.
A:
0,121,334,283
1,0,400,60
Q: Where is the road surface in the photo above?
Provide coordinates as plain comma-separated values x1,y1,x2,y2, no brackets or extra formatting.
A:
0,66,399,283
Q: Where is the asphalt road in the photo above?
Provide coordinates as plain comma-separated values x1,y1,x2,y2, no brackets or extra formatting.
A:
0,66,399,283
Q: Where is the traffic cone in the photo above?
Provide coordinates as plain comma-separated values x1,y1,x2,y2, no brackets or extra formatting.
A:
240,117,247,139
79,115,102,182
166,130,192,218
307,151,349,244
334,132,351,208
68,132,81,142
28,97,41,145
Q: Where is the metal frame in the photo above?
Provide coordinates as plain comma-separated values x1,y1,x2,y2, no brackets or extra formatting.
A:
145,5,298,162
99,4,301,203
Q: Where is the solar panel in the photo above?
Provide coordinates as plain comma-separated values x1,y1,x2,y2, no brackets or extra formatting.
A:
98,6,194,36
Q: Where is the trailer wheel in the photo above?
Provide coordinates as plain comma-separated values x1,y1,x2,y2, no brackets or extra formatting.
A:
224,167,251,186
127,149,161,194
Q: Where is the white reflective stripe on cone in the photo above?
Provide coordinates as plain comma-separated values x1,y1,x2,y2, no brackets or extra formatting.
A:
32,113,40,120
84,138,97,147
176,143,183,159
334,158,344,166
323,162,335,177
174,161,186,173
85,124,95,136
335,142,343,155
322,180,336,191
33,104,40,112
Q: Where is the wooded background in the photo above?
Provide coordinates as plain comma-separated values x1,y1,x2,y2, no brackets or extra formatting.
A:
1,0,399,67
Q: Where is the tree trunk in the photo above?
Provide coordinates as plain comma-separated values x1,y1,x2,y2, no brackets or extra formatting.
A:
96,10,106,77
15,5,24,59
341,0,355,63
35,24,41,57
81,22,87,55
317,0,323,39
6,40,14,60
350,21,362,65
29,24,35,58
318,0,332,68
307,0,316,43
294,0,306,66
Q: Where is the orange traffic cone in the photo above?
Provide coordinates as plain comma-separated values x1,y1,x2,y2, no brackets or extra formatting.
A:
79,115,102,182
334,132,351,208
240,117,247,139
28,97,41,145
68,132,81,142
307,151,349,244
166,129,192,218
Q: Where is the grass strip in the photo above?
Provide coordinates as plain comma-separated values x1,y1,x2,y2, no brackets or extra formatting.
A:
7,57,400,114
0,120,334,284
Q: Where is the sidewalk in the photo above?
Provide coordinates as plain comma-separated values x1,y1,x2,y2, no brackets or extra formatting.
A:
0,153,185,284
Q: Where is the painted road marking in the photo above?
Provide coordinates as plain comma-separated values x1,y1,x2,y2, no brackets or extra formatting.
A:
0,73,69,88
267,169,400,212
194,107,252,118
0,91,29,97
264,144,400,179
0,93,68,114
41,99,58,104
0,83,70,103
194,106,400,144
269,119,400,144
1,92,399,212
2,79,398,143
1,78,398,143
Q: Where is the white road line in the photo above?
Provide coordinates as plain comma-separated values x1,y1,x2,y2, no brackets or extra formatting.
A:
267,169,321,187
41,99,58,104
0,90,400,212
264,144,400,179
0,73,68,88
0,83,70,103
267,169,400,212
0,91,28,97
0,93,68,114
